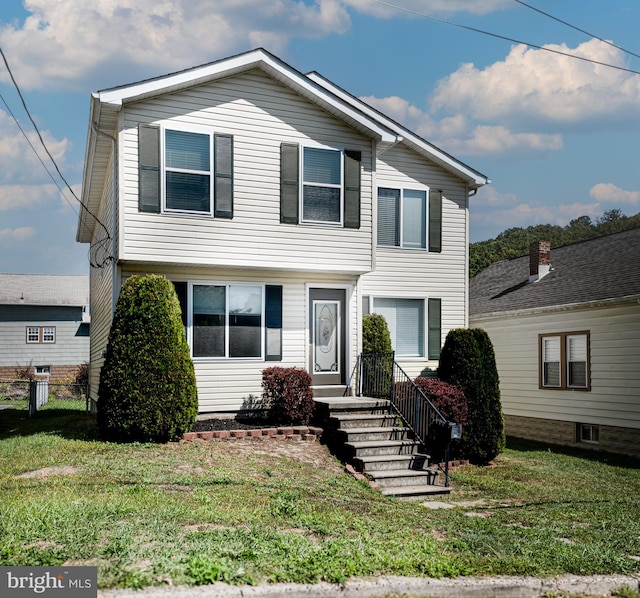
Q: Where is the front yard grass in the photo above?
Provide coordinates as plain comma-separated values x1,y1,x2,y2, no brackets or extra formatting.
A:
1,406,639,590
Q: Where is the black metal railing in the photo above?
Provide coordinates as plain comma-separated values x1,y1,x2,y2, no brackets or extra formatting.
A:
356,353,458,486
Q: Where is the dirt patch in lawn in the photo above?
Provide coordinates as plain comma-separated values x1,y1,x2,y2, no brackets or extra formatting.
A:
17,465,79,478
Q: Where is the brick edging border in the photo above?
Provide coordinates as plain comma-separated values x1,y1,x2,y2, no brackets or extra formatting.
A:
182,425,323,442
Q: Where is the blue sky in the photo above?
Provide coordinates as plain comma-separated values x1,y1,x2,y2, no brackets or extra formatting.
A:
0,0,639,275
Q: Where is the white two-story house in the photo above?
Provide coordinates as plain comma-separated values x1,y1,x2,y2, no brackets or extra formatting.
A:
78,49,488,413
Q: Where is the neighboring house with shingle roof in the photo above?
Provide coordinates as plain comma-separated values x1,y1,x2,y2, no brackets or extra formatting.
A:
469,229,640,458
0,274,90,382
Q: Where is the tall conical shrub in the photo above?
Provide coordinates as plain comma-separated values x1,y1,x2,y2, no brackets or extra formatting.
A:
97,274,198,442
438,328,504,464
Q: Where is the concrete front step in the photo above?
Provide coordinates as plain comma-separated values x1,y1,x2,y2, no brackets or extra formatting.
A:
315,397,391,414
355,453,429,472
337,426,413,443
345,439,423,457
368,468,439,488
380,484,452,500
330,413,400,429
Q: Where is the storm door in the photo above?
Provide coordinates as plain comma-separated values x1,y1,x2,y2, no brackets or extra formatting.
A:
309,288,346,386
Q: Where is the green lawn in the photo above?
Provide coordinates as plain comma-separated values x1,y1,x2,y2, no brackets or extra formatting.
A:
1,405,639,590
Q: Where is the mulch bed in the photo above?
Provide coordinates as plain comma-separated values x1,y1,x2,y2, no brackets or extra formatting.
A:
191,417,274,432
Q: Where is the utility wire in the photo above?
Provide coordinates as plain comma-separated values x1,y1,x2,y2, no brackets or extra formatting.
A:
369,0,640,76
0,46,112,267
513,0,640,61
0,91,80,217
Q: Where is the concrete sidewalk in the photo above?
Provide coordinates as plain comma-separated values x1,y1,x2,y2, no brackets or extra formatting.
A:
100,574,640,598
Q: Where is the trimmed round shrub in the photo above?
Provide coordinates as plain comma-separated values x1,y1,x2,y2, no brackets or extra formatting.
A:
362,313,392,355
97,274,198,442
262,367,314,425
438,328,505,465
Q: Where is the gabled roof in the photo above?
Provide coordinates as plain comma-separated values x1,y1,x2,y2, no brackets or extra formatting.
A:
78,48,488,243
0,274,89,307
469,228,640,318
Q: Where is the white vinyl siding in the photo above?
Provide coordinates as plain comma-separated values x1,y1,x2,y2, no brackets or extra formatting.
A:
118,265,358,413
362,143,469,377
471,302,640,430
120,70,373,275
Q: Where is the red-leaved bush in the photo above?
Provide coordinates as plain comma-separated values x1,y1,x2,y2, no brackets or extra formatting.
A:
414,377,468,427
262,367,314,425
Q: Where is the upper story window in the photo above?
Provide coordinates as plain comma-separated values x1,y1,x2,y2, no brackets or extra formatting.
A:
138,124,233,218
377,187,442,252
26,326,56,344
302,147,343,224
280,143,361,229
165,130,211,214
540,331,590,390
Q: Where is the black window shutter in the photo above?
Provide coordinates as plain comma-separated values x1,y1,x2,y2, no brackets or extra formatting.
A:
428,189,442,253
427,298,442,360
138,124,161,213
171,281,188,331
265,285,283,361
344,150,361,229
280,143,299,224
214,134,233,218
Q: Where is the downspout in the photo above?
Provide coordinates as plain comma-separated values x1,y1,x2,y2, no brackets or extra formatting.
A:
91,122,118,316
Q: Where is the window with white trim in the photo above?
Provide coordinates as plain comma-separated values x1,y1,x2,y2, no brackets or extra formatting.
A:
185,283,283,361
540,331,590,390
138,124,233,217
301,146,343,224
26,326,56,344
373,298,425,358
578,423,599,444
377,187,443,251
164,129,211,214
35,365,51,376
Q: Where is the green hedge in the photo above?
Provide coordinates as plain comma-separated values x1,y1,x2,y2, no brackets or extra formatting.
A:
97,274,198,442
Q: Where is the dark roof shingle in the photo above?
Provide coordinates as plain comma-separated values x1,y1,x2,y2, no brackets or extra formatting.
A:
470,229,640,317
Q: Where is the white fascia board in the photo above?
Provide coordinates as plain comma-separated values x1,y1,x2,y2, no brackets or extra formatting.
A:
307,72,489,189
94,49,397,143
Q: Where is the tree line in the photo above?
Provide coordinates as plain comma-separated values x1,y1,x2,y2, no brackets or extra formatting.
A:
469,209,640,278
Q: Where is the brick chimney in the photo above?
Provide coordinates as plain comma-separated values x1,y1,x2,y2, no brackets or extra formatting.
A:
529,241,551,283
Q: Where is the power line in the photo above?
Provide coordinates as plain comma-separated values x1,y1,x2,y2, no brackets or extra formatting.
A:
369,0,640,76
513,0,640,61
0,46,113,267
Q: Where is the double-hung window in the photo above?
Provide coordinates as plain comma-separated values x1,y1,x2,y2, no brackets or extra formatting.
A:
26,326,56,344
540,331,590,390
164,129,211,214
377,187,442,251
302,147,342,224
138,124,233,217
280,143,361,228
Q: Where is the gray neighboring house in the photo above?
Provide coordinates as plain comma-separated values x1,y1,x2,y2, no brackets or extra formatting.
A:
469,230,640,458
0,274,90,382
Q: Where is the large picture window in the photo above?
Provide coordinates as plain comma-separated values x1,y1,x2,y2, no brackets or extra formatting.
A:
539,331,590,390
184,282,282,361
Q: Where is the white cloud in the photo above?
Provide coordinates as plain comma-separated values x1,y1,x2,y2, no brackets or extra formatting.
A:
361,96,561,156
0,0,352,91
0,110,70,185
0,184,59,211
0,226,36,240
589,183,640,206
343,0,511,18
431,39,640,129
